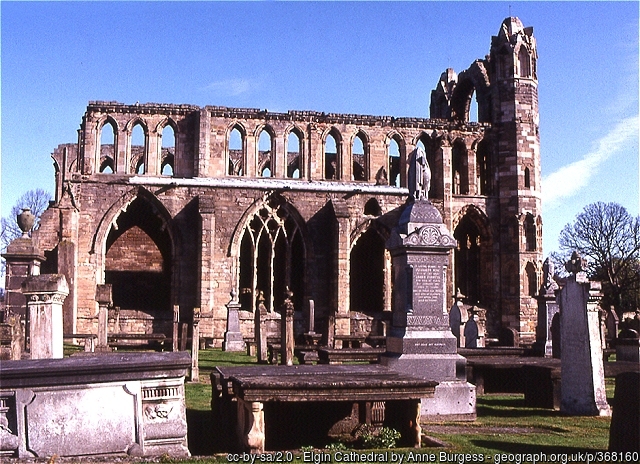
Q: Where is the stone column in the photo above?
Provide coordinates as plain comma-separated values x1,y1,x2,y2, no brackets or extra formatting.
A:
22,274,69,359
280,288,295,366
191,309,201,382
255,293,269,363
559,251,611,416
2,210,46,320
332,200,351,345
172,305,180,352
224,291,246,352
95,284,112,352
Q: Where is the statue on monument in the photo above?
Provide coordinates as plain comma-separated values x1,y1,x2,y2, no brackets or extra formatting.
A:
408,147,431,201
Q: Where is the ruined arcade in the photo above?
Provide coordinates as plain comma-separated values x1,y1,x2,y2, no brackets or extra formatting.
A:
4,17,543,347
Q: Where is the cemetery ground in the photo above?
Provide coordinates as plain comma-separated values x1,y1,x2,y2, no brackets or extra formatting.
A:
176,348,616,464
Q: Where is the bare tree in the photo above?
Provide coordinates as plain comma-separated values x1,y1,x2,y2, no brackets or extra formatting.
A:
558,202,640,315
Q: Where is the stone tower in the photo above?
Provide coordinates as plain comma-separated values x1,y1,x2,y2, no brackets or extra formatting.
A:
489,17,542,337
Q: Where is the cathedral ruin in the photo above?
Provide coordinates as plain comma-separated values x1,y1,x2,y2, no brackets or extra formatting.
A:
4,17,543,346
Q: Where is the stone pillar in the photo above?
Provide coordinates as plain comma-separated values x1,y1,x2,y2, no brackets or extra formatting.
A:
535,257,560,357
172,305,180,352
191,308,200,382
559,252,611,416
2,219,46,320
382,199,476,421
332,200,351,345
95,284,112,352
255,292,268,363
21,274,69,359
280,288,295,366
199,196,216,317
224,291,246,352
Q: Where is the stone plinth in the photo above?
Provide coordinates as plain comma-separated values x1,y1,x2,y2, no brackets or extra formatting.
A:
0,351,191,458
22,274,69,359
223,294,245,352
382,200,476,421
2,237,46,319
559,271,611,416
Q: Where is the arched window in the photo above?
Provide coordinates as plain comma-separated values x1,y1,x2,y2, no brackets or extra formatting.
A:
324,132,339,180
364,198,382,217
477,139,491,195
160,125,175,176
452,140,469,195
287,131,301,178
469,90,478,123
525,262,537,297
388,137,401,187
352,132,367,181
525,214,536,251
258,129,273,177
99,121,116,173
518,47,531,78
237,199,305,313
228,126,244,175
131,123,146,174
524,167,531,188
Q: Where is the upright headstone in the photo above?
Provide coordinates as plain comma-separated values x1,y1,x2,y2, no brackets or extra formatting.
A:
280,288,295,366
172,305,180,352
255,292,269,363
605,306,619,348
382,161,476,420
536,257,560,357
95,284,112,352
448,293,467,348
559,251,611,416
464,318,479,348
224,291,246,352
21,274,69,359
608,372,640,452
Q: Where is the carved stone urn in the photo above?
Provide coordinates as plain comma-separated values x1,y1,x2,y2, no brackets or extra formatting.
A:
17,208,35,237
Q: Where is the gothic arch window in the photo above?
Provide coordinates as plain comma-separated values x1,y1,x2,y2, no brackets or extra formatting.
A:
350,227,385,314
238,199,305,313
324,130,341,180
518,47,531,78
228,125,244,175
160,124,175,176
477,139,491,195
452,140,469,195
258,127,274,177
525,214,536,251
525,262,537,297
286,130,302,178
99,120,117,173
454,214,481,304
364,198,381,217
524,166,531,188
130,122,147,174
388,135,402,187
352,131,368,181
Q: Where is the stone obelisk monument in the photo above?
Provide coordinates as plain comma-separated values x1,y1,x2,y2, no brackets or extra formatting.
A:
382,148,476,421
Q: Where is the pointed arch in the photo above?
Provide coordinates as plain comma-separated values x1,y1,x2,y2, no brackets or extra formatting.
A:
285,125,305,178
386,131,405,187
227,122,246,175
230,193,310,312
351,130,369,181
97,116,118,173
323,127,342,180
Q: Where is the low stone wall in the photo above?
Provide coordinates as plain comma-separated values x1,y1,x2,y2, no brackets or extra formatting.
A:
0,351,191,459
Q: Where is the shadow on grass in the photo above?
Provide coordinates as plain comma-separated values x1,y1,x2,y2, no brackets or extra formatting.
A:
471,439,605,455
186,409,217,456
477,404,558,419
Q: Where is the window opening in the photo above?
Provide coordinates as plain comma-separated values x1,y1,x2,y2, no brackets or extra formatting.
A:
287,132,301,178
161,125,175,176
524,167,531,188
99,122,116,173
525,214,536,251
388,138,401,187
259,129,272,177
352,133,366,181
229,126,244,175
325,133,338,180
131,123,145,174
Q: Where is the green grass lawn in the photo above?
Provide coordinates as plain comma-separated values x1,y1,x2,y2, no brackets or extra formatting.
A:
177,349,616,464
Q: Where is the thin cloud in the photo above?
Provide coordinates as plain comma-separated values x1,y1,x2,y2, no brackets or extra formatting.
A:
542,115,639,208
201,78,259,97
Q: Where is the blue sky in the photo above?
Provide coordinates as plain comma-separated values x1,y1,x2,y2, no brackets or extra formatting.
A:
1,1,638,255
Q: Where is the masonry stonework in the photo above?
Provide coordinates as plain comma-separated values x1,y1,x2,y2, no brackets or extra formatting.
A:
8,18,543,345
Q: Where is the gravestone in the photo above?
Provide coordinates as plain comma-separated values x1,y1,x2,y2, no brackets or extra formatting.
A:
448,293,467,348
605,307,619,348
382,159,475,420
616,329,640,363
95,284,112,352
559,251,611,416
223,291,246,352
535,257,560,357
608,372,640,452
464,318,479,348
280,288,295,366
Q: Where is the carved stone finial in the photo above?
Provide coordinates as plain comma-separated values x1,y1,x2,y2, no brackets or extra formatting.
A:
542,257,559,293
230,289,238,303
565,251,587,275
